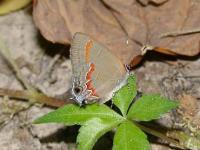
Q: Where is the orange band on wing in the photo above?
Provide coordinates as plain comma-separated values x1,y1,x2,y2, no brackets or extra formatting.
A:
85,40,93,64
86,63,98,97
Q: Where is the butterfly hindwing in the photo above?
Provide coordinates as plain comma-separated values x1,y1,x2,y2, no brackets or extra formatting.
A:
70,33,127,104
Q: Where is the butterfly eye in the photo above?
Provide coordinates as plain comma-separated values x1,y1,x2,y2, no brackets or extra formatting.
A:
73,86,82,95
82,100,88,105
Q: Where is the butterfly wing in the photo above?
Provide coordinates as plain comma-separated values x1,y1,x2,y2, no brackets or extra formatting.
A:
70,33,127,104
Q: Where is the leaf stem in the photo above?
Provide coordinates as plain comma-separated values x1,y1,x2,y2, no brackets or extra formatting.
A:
133,121,185,149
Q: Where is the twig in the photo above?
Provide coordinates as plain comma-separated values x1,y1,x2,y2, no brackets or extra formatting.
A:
0,88,74,107
160,28,200,38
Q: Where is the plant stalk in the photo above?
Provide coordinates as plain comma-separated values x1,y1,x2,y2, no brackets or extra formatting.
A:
0,88,73,107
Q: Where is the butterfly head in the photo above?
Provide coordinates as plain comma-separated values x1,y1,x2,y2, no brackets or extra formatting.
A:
71,78,100,106
71,83,87,105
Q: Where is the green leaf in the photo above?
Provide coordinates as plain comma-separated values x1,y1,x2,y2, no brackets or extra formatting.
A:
34,104,124,125
113,121,150,150
0,0,31,15
127,94,178,121
113,74,137,116
77,118,119,150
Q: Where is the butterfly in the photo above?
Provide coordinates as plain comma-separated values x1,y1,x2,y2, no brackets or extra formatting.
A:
69,33,128,105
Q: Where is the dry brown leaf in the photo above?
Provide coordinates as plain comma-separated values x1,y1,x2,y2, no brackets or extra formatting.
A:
33,0,142,65
143,0,200,56
33,0,200,66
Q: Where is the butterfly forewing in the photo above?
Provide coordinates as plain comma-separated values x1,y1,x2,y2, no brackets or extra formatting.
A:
70,33,90,86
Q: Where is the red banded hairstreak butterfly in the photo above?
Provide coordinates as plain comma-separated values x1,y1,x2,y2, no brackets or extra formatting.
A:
70,32,128,105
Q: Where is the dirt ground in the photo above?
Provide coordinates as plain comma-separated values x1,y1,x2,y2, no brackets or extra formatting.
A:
0,7,199,150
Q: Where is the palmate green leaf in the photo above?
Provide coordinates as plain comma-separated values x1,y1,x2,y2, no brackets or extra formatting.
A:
77,118,119,150
34,104,124,125
127,94,178,121
113,74,137,116
113,121,150,150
